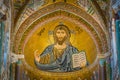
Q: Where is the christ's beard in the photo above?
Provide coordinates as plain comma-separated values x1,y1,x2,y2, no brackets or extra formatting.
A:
57,37,66,45
58,41,64,45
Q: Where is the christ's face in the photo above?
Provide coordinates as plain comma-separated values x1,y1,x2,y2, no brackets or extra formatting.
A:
55,29,67,44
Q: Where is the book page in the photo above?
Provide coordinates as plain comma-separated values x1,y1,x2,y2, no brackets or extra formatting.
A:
72,51,87,68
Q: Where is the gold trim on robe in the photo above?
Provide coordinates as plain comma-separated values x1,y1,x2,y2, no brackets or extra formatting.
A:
53,47,65,61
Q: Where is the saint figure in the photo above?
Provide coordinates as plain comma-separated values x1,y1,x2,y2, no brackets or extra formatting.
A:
34,23,87,72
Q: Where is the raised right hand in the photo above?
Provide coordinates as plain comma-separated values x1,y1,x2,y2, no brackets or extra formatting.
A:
34,50,40,62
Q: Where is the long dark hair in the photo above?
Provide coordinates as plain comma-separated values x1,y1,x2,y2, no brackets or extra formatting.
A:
53,24,71,45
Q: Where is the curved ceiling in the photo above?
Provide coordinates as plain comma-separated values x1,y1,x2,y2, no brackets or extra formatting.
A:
14,2,108,54
12,0,110,79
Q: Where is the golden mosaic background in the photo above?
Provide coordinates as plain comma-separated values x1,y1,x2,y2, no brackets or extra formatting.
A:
23,19,98,79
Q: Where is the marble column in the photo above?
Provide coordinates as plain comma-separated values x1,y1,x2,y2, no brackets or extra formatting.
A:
98,52,111,80
99,58,106,80
15,59,24,80
9,63,15,80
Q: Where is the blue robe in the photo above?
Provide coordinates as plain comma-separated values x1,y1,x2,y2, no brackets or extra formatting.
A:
35,44,81,72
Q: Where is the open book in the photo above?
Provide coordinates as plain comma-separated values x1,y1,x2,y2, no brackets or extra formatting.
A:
72,51,87,68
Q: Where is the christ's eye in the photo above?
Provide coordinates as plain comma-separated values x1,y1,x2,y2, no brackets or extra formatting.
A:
56,31,60,34
56,30,66,37
61,32,65,34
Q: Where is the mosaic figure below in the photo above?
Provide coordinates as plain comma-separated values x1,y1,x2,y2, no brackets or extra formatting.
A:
34,23,87,72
